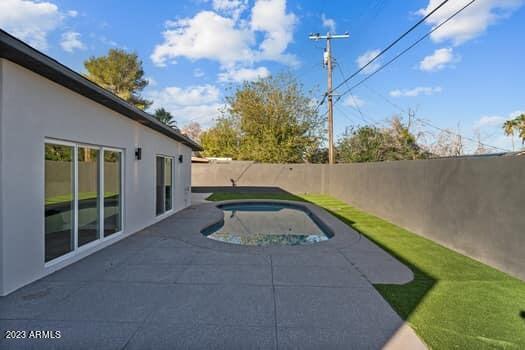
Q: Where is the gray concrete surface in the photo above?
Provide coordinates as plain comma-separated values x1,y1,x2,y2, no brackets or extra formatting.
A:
192,156,525,281
0,201,424,349
191,192,212,204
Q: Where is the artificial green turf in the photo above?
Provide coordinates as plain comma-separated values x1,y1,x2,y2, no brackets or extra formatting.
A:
206,192,525,349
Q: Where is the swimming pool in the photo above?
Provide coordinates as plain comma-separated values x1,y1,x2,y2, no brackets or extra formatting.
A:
202,202,333,246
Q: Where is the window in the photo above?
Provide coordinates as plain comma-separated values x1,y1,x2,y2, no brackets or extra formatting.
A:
156,156,173,215
44,141,123,263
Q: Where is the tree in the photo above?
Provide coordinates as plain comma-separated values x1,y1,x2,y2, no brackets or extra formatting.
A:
337,126,387,163
429,129,464,157
201,74,323,162
84,49,152,110
503,115,525,150
337,117,429,163
305,147,328,163
200,117,240,158
518,114,525,144
181,122,202,142
153,108,176,127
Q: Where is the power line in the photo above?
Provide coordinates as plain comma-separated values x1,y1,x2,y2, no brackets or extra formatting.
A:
334,0,477,100
328,0,509,153
362,83,511,152
334,61,380,126
314,0,450,113
331,0,450,94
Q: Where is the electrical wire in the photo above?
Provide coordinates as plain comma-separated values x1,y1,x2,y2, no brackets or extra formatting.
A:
331,0,451,94
316,0,509,153
334,60,380,126
334,0,477,99
314,0,450,114
362,83,511,152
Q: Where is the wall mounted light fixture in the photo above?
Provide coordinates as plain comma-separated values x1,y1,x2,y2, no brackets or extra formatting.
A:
135,147,142,160
178,155,183,163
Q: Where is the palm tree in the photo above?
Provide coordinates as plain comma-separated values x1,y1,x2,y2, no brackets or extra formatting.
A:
517,114,525,145
153,108,176,128
503,118,517,151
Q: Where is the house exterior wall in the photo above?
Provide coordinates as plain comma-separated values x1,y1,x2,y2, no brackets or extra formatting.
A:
0,59,4,295
0,59,193,295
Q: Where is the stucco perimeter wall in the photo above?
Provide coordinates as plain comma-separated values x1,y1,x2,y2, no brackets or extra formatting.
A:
192,161,327,194
193,157,525,280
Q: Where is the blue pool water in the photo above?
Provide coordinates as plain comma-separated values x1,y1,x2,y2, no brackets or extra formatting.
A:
202,203,333,246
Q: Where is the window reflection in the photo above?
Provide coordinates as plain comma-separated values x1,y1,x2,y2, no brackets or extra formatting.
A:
156,156,173,215
165,158,173,212
45,143,74,262
104,150,122,236
78,147,100,246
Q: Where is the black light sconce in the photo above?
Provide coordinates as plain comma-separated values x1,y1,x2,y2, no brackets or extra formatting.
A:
178,154,184,163
135,147,142,160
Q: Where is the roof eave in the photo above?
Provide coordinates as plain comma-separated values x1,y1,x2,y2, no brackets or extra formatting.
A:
0,30,203,152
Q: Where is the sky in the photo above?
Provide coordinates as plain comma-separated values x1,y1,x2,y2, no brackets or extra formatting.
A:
1,0,524,153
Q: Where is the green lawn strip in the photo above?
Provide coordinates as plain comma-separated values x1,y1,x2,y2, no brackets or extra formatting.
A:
206,192,525,349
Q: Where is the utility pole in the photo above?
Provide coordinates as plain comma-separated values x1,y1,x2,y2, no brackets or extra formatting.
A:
309,32,349,164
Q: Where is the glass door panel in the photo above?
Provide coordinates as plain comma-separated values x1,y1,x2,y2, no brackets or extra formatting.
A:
156,156,165,215
45,143,74,262
77,147,100,246
164,158,173,212
104,150,122,236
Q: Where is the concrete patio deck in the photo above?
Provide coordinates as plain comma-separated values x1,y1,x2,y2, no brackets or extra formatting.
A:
0,201,426,350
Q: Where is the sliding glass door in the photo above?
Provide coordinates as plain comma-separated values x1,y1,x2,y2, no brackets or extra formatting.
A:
44,141,123,263
104,150,122,236
45,144,74,262
156,156,173,215
77,147,100,247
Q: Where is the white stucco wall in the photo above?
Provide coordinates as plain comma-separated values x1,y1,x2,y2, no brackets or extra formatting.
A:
0,59,5,295
0,59,193,295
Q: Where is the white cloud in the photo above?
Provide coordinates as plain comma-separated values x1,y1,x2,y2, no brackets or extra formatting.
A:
321,13,336,33
250,0,297,64
149,85,220,106
151,11,254,67
0,0,63,50
212,0,248,20
67,10,78,18
98,35,118,47
356,49,381,74
147,84,222,126
474,110,524,129
168,104,223,127
60,31,85,52
419,47,457,72
151,0,297,68
145,76,157,87
472,109,525,151
474,115,506,128
218,66,270,82
389,86,442,97
193,68,205,78
343,95,365,109
418,0,523,45
509,110,525,118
